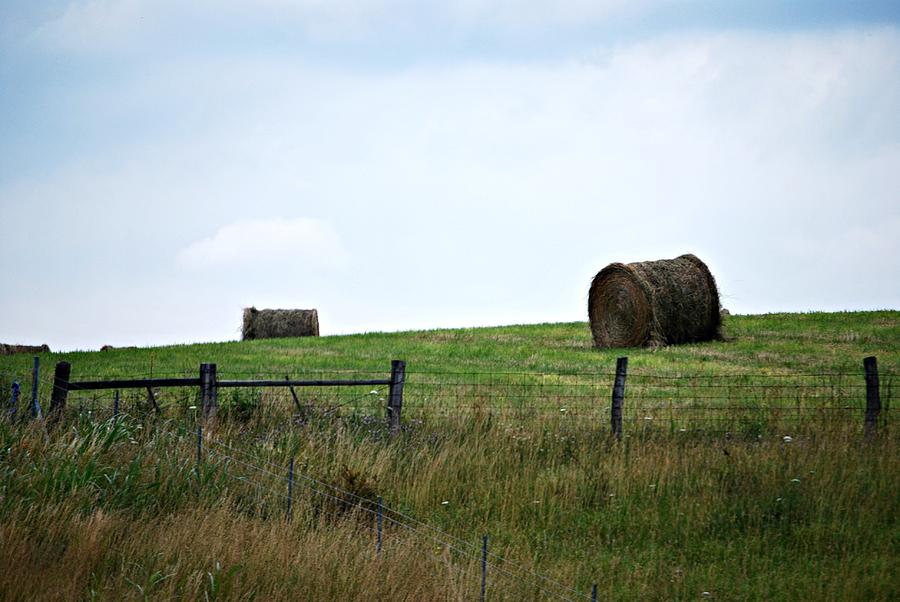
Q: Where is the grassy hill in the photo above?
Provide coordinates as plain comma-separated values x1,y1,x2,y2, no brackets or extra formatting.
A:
0,311,898,600
2,310,898,377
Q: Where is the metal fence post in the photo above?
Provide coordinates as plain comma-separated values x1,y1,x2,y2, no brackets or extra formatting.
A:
376,496,383,557
864,356,881,440
31,356,42,419
481,535,488,602
387,360,406,436
113,390,120,420
611,357,628,439
287,458,294,520
200,363,218,419
196,422,202,466
592,583,598,602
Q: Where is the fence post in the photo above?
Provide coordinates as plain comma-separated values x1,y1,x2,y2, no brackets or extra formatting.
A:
9,382,19,420
287,458,294,520
611,357,628,439
48,361,71,421
200,363,218,419
31,356,42,419
113,390,120,420
592,583,598,602
481,534,488,602
196,422,202,466
387,359,406,436
376,496,383,557
864,356,880,440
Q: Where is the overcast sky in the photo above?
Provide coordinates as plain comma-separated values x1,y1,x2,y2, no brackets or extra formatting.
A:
1,1,899,351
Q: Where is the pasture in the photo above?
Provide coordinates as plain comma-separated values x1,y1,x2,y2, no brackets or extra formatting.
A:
0,311,897,600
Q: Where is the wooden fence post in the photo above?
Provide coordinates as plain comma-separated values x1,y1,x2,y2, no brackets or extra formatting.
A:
611,357,628,439
48,361,71,421
387,360,406,436
200,363,217,419
864,356,880,440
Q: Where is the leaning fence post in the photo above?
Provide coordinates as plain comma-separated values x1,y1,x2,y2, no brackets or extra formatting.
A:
387,360,406,436
481,535,488,602
611,357,628,439
9,382,19,420
200,363,218,419
286,375,303,413
864,356,881,440
48,361,71,422
31,356,42,419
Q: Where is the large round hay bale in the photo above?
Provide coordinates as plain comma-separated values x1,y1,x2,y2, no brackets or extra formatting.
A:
588,254,721,348
242,307,319,340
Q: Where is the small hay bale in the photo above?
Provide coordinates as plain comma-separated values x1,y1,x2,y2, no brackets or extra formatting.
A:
242,307,319,340
588,254,721,348
0,343,50,355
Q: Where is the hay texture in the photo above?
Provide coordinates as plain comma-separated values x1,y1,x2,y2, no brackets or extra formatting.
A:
0,343,50,356
242,307,319,340
588,254,721,348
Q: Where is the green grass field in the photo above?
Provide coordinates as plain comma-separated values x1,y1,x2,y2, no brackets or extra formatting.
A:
0,311,898,600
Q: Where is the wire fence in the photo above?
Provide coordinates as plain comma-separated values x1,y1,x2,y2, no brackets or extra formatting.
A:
57,415,592,601
0,358,895,599
399,369,893,435
0,361,894,437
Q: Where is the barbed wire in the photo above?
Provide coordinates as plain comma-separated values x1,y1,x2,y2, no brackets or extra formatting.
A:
155,425,587,601
170,425,590,601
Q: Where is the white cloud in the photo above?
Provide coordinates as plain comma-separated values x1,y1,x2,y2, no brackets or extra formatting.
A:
177,218,349,270
445,0,657,29
27,0,416,51
26,0,671,53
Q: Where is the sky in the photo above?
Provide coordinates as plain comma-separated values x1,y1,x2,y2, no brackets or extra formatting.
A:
1,1,899,351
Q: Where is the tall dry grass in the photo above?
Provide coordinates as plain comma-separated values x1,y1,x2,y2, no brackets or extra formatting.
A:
0,409,897,600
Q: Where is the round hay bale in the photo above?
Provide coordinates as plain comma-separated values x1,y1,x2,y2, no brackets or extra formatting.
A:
242,307,319,340
588,254,721,348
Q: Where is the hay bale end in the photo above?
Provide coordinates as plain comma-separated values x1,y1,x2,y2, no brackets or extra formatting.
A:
242,307,319,340
588,253,721,348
